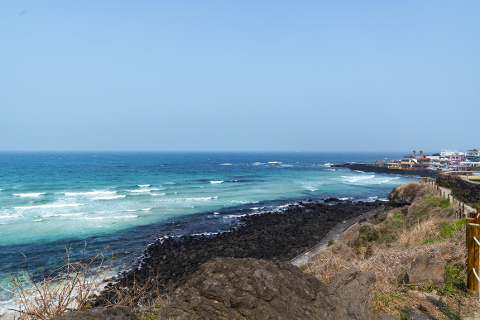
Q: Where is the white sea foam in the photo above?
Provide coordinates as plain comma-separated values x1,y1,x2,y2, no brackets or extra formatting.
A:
220,163,232,165
127,189,154,193
341,175,375,183
164,182,175,185
213,212,220,215
93,195,126,200
58,212,85,217
65,191,116,196
138,184,150,187
14,203,83,209
185,197,213,201
230,200,248,204
268,161,282,164
74,215,138,220
296,180,323,192
13,192,45,197
210,181,223,184
42,212,85,217
0,214,21,219
141,208,152,211
152,193,166,196
33,219,43,222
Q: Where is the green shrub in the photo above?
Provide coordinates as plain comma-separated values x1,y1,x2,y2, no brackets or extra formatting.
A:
422,238,434,244
440,219,465,239
327,239,334,247
353,225,380,248
439,198,450,209
441,263,467,295
393,211,403,219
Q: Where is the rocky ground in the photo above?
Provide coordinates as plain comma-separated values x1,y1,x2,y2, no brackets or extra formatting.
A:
93,199,386,306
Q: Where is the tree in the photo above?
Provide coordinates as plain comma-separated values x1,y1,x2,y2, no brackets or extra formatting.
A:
420,150,424,157
413,150,416,156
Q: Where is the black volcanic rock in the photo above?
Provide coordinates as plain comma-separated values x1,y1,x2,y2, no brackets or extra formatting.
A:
159,258,397,320
93,200,385,306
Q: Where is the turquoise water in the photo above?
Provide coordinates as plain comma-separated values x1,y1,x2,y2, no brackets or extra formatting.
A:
0,151,417,308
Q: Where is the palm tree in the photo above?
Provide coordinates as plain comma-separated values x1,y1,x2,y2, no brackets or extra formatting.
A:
413,150,416,156
420,150,424,157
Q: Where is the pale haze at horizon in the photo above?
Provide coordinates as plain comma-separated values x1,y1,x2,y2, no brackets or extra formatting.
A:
1,1,478,153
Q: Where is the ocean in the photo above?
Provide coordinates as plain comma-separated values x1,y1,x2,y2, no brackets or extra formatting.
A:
0,151,418,310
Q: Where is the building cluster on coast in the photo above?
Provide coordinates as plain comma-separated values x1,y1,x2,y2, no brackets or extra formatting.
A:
375,149,480,173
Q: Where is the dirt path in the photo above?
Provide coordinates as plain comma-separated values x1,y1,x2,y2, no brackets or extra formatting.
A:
439,186,476,215
290,207,384,267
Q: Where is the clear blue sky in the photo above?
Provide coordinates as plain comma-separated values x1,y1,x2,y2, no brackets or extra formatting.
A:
1,1,479,152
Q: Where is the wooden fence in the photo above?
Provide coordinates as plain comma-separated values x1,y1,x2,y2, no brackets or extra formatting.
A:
423,177,480,293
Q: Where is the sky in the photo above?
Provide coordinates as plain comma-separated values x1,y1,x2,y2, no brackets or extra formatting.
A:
1,1,479,152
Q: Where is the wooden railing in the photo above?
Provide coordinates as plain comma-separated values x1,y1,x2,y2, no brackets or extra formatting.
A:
466,209,480,293
423,177,480,293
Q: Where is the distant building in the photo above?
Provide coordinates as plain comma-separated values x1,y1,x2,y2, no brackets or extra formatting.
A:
466,149,480,161
401,158,417,168
440,150,464,157
449,155,466,165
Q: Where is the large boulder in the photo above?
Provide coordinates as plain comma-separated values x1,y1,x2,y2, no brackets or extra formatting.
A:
404,249,446,285
158,257,396,320
327,268,376,319
50,307,140,320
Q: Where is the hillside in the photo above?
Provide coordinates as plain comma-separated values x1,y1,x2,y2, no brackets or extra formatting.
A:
303,181,477,319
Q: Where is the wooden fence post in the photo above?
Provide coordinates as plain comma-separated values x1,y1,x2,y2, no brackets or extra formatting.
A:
467,223,480,293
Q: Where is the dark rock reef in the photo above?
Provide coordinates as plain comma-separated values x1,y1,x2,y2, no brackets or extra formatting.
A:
93,200,385,305
332,163,438,178
159,257,397,320
437,172,480,206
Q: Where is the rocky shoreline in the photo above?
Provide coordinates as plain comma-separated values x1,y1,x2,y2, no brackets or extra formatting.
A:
94,198,386,305
332,163,439,178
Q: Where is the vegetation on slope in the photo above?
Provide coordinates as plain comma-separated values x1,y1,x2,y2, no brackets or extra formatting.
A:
302,182,476,320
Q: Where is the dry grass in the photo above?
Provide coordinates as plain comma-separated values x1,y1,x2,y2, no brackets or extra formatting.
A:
2,244,114,320
303,182,477,319
94,266,175,320
398,217,443,247
1,245,175,320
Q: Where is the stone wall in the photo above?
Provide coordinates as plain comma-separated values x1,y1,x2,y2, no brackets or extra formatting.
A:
437,172,480,206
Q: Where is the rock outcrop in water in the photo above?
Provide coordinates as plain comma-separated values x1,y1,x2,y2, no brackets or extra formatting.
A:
159,257,397,320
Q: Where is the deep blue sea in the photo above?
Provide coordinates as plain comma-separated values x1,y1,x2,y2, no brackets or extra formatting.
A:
0,151,418,309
